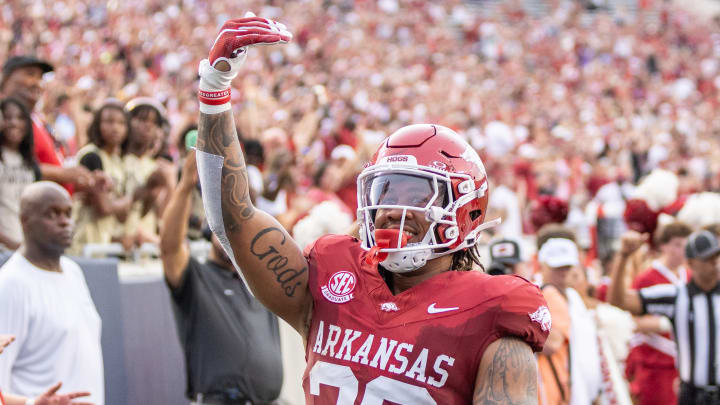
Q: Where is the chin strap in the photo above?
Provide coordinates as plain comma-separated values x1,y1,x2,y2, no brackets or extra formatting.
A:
364,229,407,266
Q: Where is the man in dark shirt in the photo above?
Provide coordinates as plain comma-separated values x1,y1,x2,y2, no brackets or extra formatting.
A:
160,150,283,405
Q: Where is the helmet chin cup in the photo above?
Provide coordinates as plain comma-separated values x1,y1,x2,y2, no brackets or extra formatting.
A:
381,248,432,273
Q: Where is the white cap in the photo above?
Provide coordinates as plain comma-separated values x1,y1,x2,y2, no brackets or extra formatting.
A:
538,238,579,268
330,145,357,161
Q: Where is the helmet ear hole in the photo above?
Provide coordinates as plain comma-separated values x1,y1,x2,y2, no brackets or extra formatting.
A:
470,210,482,221
444,226,459,239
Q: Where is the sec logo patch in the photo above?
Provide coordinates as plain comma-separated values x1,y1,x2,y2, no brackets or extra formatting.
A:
321,271,356,303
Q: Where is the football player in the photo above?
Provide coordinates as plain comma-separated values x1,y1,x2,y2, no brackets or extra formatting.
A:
195,14,550,404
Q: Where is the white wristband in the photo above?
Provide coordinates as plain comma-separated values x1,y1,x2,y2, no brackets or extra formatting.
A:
198,59,236,114
25,398,36,405
198,59,237,91
199,102,231,114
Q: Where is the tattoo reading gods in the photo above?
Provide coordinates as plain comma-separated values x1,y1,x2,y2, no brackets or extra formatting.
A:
250,227,307,297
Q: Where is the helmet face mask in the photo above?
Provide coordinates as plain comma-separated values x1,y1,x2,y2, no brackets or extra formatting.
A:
359,169,455,250
357,124,495,273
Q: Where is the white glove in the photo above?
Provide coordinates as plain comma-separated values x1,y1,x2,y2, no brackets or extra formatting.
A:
198,12,292,114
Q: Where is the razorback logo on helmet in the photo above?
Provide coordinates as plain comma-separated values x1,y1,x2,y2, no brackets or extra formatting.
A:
529,305,552,332
430,160,448,170
321,271,357,303
379,155,418,165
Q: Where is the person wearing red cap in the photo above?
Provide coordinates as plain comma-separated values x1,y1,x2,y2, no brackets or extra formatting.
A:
0,56,92,193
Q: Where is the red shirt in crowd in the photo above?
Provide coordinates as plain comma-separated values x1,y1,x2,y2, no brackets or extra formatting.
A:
625,262,690,405
31,115,72,193
32,115,62,166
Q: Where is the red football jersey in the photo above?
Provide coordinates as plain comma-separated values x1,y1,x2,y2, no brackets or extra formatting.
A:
302,235,549,404
631,264,690,291
629,262,690,367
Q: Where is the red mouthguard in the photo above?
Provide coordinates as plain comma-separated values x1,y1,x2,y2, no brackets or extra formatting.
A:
364,229,408,265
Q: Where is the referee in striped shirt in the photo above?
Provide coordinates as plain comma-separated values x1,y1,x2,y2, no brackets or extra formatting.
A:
609,229,720,405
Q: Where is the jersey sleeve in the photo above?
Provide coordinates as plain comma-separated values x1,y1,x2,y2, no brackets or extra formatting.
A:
492,275,551,352
303,234,357,263
638,283,678,320
302,236,320,261
166,257,197,305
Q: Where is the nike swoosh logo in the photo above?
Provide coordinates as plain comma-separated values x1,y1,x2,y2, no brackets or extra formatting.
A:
427,303,460,314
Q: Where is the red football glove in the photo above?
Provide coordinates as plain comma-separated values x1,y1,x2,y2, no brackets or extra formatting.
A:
198,12,292,113
209,15,291,68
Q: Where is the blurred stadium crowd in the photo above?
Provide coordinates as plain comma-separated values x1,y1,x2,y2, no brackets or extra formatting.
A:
2,0,720,251
3,0,720,403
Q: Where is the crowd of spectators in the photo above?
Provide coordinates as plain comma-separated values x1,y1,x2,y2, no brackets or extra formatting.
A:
1,0,719,254
3,0,720,403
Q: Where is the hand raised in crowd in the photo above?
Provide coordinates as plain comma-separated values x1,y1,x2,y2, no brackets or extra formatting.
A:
263,149,295,200
0,334,14,354
178,149,198,188
80,172,115,208
267,149,293,173
33,382,93,405
619,230,648,257
133,165,173,217
144,170,169,194
66,166,95,191
91,171,114,193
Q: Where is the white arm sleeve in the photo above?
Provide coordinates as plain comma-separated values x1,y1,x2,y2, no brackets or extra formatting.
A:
195,149,253,296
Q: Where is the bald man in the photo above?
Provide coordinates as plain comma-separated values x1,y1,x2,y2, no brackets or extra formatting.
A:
0,181,105,404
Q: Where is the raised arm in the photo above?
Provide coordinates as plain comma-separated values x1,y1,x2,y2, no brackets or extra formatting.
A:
608,231,646,315
195,15,312,334
473,337,538,405
159,150,197,288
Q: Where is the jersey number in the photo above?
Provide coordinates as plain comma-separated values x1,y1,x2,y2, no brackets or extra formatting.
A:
309,361,437,404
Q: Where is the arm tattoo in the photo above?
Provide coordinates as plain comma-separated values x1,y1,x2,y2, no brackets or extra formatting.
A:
474,338,538,405
197,111,254,232
250,227,308,297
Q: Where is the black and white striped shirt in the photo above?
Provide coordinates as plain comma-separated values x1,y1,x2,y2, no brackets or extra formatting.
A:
640,280,720,388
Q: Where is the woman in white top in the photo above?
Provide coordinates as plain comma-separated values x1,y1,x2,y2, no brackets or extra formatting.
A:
0,97,40,251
